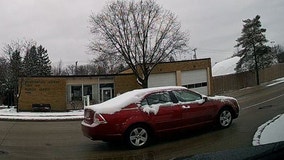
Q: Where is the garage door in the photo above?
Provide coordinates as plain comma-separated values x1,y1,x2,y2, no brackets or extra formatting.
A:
148,72,176,87
181,69,208,95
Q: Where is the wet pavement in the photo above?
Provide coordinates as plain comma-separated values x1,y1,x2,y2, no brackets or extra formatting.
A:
0,82,284,159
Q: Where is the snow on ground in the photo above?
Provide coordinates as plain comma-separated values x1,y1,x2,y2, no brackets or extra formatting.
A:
212,56,240,76
266,77,284,87
253,114,284,146
0,106,83,120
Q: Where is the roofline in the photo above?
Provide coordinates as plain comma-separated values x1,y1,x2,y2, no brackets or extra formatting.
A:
120,58,211,72
19,58,211,78
19,73,135,78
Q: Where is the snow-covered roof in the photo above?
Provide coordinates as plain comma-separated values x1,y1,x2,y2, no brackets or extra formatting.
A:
85,86,186,114
212,56,240,76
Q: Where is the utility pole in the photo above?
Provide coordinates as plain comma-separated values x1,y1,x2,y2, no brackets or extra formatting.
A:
75,61,78,75
192,48,197,59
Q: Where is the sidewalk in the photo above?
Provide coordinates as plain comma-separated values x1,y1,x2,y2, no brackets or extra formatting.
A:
0,106,84,121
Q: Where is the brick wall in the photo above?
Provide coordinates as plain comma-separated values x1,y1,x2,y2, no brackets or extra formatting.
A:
114,74,141,95
18,77,67,111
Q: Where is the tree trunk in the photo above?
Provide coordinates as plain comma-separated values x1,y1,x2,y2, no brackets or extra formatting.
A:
254,51,260,85
141,79,148,88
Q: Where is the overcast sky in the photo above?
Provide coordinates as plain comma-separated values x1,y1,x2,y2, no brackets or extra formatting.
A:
0,0,283,67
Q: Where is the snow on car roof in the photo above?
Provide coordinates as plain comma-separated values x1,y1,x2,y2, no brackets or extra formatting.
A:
85,86,186,114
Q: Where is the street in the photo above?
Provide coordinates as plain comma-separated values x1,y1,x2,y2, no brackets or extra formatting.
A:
0,81,284,160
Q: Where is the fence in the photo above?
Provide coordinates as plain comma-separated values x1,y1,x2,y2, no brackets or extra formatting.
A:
213,63,284,94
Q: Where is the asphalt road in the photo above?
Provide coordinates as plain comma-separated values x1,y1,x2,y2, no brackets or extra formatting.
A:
0,81,283,160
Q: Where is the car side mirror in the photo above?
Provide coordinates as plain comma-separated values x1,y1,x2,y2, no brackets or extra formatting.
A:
136,102,142,107
203,96,208,102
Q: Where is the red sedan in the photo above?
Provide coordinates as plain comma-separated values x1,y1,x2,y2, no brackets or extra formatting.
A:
81,86,239,149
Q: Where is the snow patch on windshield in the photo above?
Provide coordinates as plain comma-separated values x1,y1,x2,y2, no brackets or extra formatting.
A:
253,114,284,146
86,86,186,114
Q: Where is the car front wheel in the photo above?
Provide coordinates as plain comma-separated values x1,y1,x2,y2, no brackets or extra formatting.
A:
218,109,233,128
125,125,150,149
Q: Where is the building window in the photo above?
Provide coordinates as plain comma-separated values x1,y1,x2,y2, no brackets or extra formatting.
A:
183,82,207,89
70,85,93,101
71,86,82,101
100,83,114,102
83,85,92,100
68,83,114,103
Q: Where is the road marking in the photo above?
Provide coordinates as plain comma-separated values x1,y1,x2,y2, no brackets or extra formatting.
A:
243,93,284,110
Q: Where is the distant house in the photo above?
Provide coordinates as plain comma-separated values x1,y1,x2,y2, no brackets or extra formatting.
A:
18,58,212,112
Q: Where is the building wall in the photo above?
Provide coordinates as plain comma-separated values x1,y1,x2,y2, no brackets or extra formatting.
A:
18,59,213,111
150,59,211,73
122,58,213,95
18,77,67,111
150,59,213,95
65,76,114,109
114,74,141,96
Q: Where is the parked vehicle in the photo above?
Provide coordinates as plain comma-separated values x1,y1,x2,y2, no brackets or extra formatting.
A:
81,86,240,149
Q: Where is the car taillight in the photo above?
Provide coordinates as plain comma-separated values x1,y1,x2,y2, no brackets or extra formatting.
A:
94,113,107,124
84,109,94,124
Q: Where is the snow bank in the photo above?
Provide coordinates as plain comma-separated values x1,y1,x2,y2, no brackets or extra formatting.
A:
266,77,284,87
86,86,186,114
253,114,284,146
0,106,84,120
212,56,240,76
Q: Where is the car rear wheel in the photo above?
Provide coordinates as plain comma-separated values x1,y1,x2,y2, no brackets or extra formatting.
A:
218,109,233,128
125,125,150,149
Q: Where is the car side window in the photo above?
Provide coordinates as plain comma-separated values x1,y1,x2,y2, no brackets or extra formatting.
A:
172,90,202,102
141,92,172,106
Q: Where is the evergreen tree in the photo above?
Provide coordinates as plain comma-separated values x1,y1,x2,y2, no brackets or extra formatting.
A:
37,45,51,76
234,15,275,85
23,45,51,76
0,57,8,99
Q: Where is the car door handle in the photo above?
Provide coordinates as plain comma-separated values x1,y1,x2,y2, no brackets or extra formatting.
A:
182,105,191,109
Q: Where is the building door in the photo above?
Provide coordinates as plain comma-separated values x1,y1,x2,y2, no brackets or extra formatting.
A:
148,72,176,87
181,69,208,95
101,87,113,102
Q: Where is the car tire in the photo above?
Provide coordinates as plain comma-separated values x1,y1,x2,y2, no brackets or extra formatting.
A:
125,125,151,149
218,108,233,128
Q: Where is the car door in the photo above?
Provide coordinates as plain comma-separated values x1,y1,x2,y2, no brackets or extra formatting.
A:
172,90,215,128
140,91,183,132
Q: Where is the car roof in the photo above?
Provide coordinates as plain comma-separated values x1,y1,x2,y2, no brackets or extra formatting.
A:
85,86,187,114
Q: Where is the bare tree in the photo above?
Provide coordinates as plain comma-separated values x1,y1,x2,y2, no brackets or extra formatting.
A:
52,60,64,75
89,0,189,88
